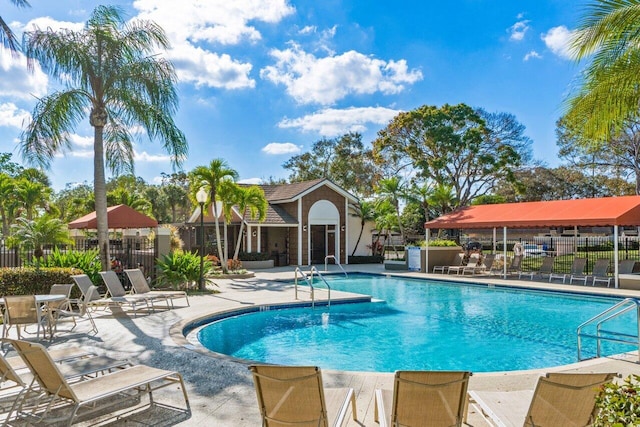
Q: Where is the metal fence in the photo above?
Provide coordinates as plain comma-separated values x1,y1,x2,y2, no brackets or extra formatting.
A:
467,235,640,275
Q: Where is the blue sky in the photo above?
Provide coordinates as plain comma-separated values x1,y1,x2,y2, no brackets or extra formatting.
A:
0,0,586,191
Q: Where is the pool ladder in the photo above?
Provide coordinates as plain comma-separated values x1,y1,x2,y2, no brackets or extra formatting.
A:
324,255,348,277
294,266,331,309
576,298,640,362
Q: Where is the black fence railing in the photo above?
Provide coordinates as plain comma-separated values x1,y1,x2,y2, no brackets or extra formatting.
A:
465,236,640,275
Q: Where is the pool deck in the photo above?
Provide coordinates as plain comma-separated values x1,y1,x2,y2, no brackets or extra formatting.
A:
9,264,640,426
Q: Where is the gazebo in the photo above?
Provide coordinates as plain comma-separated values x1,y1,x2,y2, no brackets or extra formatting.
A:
425,195,640,288
68,204,158,230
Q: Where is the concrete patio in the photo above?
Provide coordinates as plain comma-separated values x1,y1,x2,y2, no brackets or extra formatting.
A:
6,264,640,426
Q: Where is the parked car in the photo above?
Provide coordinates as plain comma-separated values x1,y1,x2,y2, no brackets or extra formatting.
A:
523,244,546,257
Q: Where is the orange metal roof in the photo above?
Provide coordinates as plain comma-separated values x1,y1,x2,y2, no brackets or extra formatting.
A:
68,204,158,229
425,196,640,229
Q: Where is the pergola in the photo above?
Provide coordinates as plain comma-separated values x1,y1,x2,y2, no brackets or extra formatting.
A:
424,195,640,288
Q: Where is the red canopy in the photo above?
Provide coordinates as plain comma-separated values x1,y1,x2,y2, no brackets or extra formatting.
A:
425,196,640,229
68,205,158,229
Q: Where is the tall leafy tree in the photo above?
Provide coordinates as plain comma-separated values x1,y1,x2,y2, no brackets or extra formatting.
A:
567,0,640,141
10,215,74,259
14,178,51,220
372,104,526,208
283,132,378,196
0,0,29,54
0,173,16,237
375,177,406,244
190,159,239,274
20,6,187,269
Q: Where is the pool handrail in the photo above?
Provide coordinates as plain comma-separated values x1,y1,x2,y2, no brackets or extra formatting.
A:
576,297,640,362
324,255,348,277
309,266,331,308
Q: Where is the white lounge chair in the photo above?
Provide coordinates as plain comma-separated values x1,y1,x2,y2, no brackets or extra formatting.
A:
549,257,586,284
124,268,189,308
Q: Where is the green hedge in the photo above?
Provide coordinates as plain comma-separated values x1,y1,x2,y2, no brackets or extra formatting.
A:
238,251,271,261
0,267,83,296
348,255,384,264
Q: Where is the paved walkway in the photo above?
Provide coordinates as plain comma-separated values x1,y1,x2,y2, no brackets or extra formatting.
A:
7,264,640,426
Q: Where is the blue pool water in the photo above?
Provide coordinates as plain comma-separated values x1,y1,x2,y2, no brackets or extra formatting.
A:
196,274,637,372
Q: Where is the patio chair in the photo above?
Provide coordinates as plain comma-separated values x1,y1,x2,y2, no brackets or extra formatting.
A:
1,295,48,341
49,285,99,334
0,349,31,424
519,256,555,280
618,259,637,274
99,271,164,317
6,339,189,425
448,254,481,275
498,254,524,276
375,370,471,427
47,284,74,329
549,257,586,284
249,364,357,427
71,274,109,310
584,258,611,287
124,268,189,308
469,372,617,427
433,253,464,274
462,254,495,275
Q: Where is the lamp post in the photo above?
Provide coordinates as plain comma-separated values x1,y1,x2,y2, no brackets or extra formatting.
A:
196,188,208,291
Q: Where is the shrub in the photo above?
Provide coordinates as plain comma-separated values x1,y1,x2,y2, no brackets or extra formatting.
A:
238,251,271,261
0,267,82,296
348,255,384,264
38,248,102,286
155,250,215,290
419,239,459,247
595,374,640,426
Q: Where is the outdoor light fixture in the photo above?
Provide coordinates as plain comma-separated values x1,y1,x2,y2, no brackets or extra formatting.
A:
303,224,307,232
196,188,208,290
341,225,345,232
252,230,257,237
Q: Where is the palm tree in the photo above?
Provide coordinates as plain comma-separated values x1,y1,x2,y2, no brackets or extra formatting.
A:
14,178,51,220
231,185,268,260
20,6,187,270
10,215,74,260
375,177,406,244
0,173,16,237
349,200,375,256
0,0,29,54
567,0,640,141
190,159,239,273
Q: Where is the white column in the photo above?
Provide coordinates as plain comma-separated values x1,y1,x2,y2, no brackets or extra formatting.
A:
344,199,349,264
246,225,252,252
614,225,620,289
493,227,497,254
503,226,508,279
425,228,430,274
297,199,303,265
256,226,261,253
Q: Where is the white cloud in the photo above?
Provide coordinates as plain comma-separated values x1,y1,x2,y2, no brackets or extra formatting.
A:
261,142,302,155
70,149,93,159
238,177,263,184
278,106,400,136
0,103,31,128
170,41,255,89
131,0,294,90
542,26,574,59
523,50,542,61
509,20,530,41
134,151,172,162
0,50,48,99
260,44,423,105
22,16,84,32
299,25,316,35
69,133,93,148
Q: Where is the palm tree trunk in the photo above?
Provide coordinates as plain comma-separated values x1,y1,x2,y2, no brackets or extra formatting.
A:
93,125,111,270
351,220,365,257
233,218,245,261
212,201,227,273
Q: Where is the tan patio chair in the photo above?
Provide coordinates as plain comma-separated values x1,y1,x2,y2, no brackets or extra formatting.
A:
375,370,471,427
99,271,163,316
433,253,464,274
469,372,617,427
549,257,586,284
249,364,357,427
590,259,612,287
448,254,480,275
50,285,99,334
0,349,31,424
462,254,495,275
6,339,190,425
1,295,48,340
519,256,555,281
124,268,189,308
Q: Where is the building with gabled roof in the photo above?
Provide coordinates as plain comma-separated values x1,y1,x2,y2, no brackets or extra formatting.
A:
184,178,373,266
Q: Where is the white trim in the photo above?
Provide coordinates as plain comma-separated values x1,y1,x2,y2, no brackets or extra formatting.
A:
503,227,507,279
614,225,619,289
257,225,261,252
270,179,358,204
298,199,303,265
344,198,349,264
246,225,252,252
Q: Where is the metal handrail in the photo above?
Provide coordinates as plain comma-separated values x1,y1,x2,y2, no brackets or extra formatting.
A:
309,266,331,308
577,298,640,362
294,267,312,303
324,255,348,277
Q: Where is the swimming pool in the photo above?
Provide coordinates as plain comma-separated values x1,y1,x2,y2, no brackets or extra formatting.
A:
196,274,637,372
